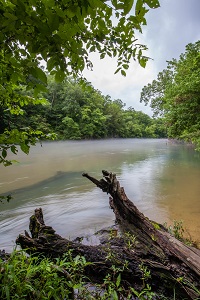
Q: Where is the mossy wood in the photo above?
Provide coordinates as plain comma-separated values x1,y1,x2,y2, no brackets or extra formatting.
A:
16,171,200,299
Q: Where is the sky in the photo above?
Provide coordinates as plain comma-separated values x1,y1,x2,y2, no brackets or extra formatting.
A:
83,0,200,116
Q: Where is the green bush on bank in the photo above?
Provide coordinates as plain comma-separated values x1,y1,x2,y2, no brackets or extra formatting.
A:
0,250,74,299
0,249,156,300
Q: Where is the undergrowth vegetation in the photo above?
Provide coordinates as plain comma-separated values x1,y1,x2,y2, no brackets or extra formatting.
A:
0,249,157,300
0,221,199,299
1,233,200,300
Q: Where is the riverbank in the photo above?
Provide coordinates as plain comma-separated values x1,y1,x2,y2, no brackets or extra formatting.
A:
2,176,200,300
1,210,199,299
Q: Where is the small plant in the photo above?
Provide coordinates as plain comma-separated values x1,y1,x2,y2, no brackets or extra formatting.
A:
109,228,119,240
105,244,117,262
164,220,184,240
124,231,138,249
176,276,200,300
130,284,155,300
128,263,155,300
139,263,151,285
100,273,123,300
110,260,129,275
172,220,184,240
164,220,199,248
151,221,161,230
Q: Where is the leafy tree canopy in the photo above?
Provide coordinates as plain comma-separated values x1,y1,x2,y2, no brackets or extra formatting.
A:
1,0,160,86
140,41,200,149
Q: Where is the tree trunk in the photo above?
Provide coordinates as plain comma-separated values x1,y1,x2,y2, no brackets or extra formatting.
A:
16,171,200,299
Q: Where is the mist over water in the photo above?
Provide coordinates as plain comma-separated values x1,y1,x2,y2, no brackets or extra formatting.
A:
0,139,200,251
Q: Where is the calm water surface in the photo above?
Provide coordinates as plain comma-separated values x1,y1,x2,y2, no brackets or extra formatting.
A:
0,139,200,251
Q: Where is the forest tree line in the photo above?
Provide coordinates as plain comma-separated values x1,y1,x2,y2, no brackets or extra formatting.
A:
140,41,200,150
1,40,200,168
1,77,167,141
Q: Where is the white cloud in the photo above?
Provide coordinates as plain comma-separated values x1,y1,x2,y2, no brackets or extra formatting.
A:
83,0,200,116
83,52,157,115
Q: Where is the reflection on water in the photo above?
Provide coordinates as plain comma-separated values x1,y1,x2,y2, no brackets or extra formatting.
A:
0,139,200,251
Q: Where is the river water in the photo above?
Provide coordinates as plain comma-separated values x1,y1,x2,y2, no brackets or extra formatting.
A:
0,139,200,251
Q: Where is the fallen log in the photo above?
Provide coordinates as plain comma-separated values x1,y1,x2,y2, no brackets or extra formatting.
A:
16,171,200,299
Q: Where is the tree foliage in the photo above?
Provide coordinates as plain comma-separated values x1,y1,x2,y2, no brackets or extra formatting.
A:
1,0,160,84
140,41,200,149
4,77,166,141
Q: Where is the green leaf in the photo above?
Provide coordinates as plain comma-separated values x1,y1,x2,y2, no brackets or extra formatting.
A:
33,84,47,97
121,69,126,76
19,49,27,56
124,0,134,15
20,143,30,154
3,12,18,21
112,290,118,300
11,145,18,154
55,70,65,82
48,13,59,31
90,46,95,52
47,57,55,72
122,64,129,70
135,0,143,15
145,0,160,8
2,149,7,159
100,53,106,59
66,9,76,18
10,160,19,164
139,57,147,68
35,67,47,84
88,0,96,9
45,0,55,7
114,67,121,74
116,273,121,287
11,72,20,83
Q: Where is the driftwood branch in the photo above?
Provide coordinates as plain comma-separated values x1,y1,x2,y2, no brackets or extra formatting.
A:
16,171,200,299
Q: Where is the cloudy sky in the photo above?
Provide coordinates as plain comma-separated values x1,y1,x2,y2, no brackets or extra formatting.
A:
83,0,200,116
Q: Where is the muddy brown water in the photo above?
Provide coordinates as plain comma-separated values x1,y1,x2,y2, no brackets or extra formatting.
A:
0,139,199,251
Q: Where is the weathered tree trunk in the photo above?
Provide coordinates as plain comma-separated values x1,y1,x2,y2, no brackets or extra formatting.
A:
16,171,200,299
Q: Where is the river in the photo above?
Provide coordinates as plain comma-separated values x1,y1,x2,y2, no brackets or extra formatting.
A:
0,139,200,251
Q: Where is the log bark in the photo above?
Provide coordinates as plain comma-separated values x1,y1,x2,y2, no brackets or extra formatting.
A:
16,171,200,299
